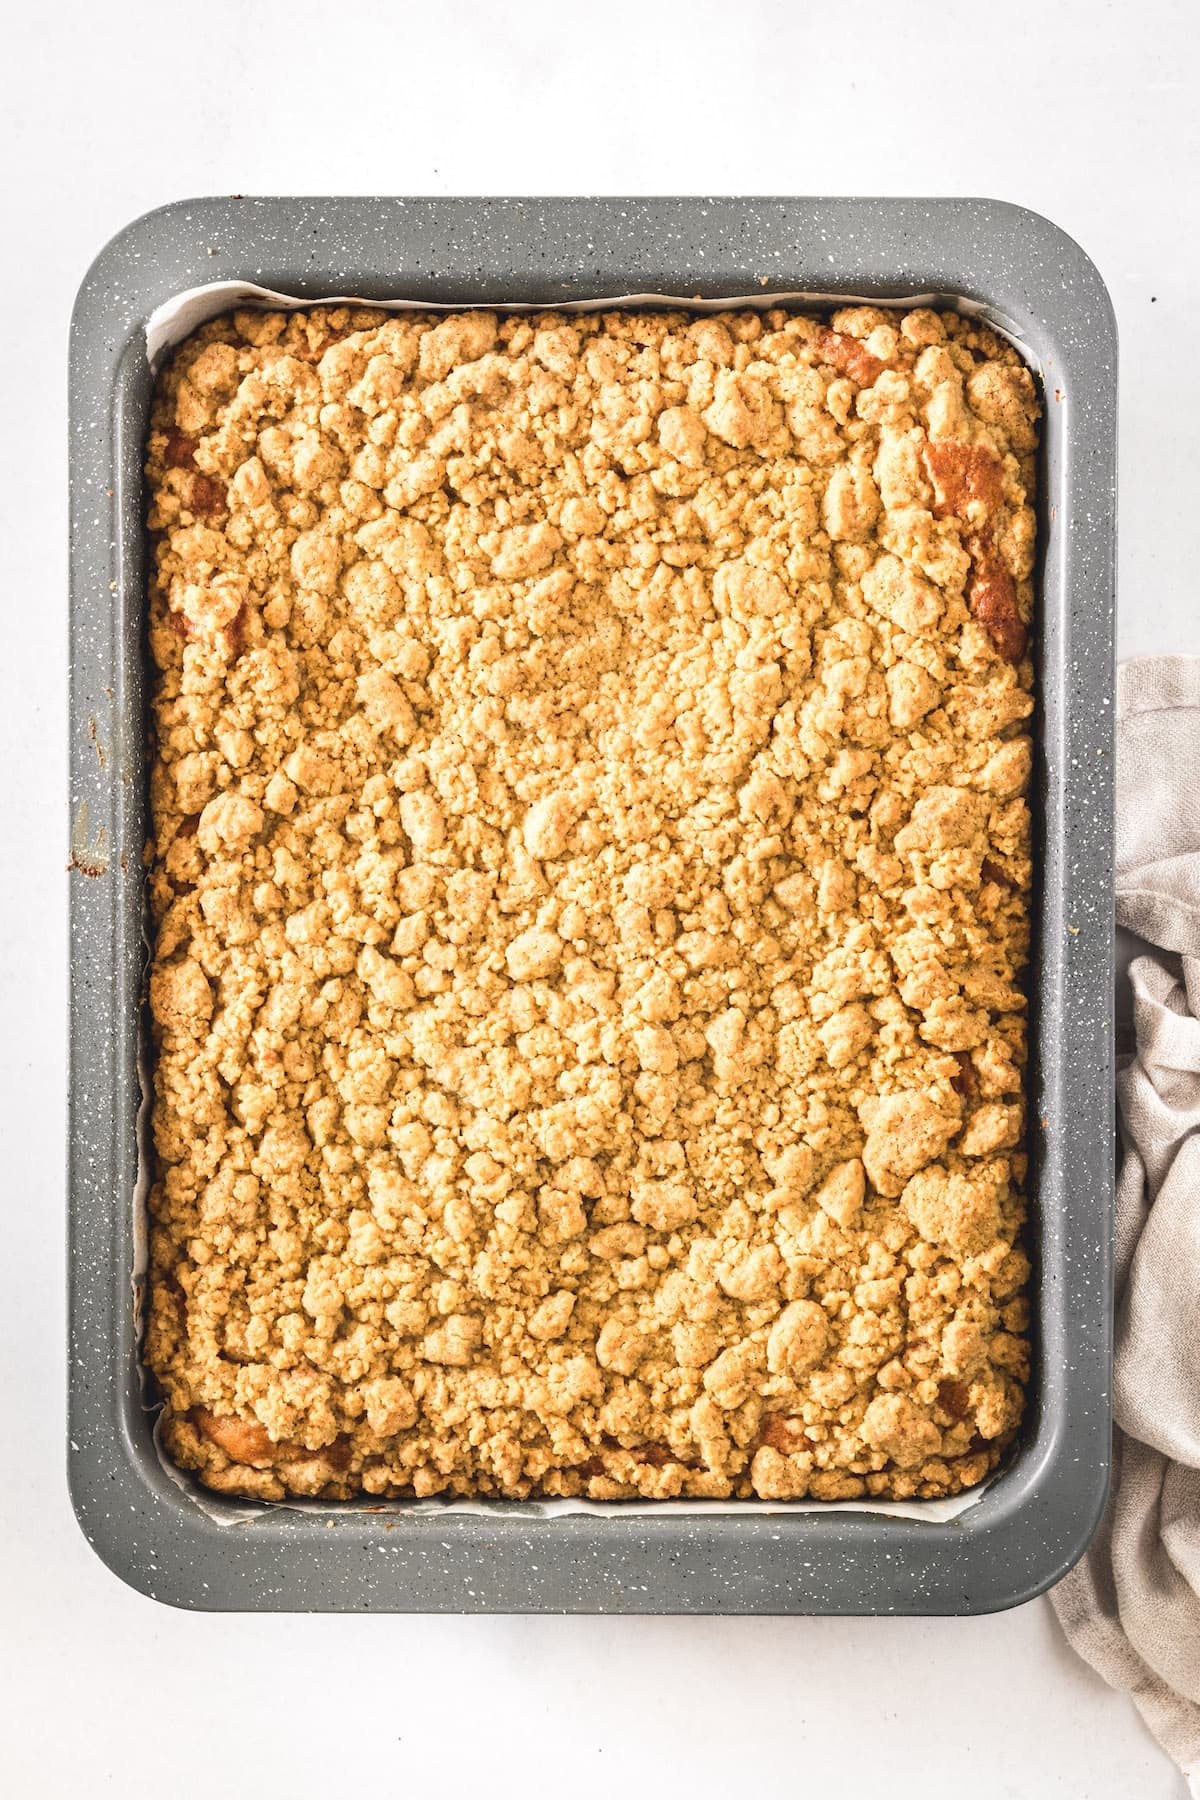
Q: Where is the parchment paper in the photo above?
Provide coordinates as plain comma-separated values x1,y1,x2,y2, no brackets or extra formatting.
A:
139,278,1030,1527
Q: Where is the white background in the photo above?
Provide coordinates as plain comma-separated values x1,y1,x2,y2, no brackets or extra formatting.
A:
3,1,1196,1793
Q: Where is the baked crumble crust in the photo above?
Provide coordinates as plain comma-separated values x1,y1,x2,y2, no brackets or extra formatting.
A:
144,302,1037,1503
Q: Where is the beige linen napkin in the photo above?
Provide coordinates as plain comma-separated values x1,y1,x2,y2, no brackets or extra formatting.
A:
1051,657,1200,1792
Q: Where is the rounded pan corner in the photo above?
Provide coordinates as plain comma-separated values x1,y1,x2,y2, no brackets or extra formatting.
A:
962,1516,1108,1617
66,1399,249,1613
957,196,1118,351
66,1451,196,1613
70,195,228,343
946,1441,1112,1616
67,1496,181,1612
1015,1488,1112,1612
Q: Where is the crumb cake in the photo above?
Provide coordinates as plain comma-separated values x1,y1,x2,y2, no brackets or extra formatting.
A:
144,302,1037,1503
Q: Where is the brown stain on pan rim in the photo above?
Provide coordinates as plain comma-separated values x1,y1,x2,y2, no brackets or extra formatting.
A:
87,716,107,769
67,800,111,878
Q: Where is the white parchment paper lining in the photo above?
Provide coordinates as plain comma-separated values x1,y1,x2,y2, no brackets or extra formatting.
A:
139,279,1035,1528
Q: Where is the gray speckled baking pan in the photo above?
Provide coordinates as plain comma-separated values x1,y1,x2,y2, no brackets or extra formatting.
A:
68,196,1116,1613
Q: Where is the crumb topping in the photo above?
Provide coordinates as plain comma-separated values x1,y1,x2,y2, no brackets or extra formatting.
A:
144,302,1036,1503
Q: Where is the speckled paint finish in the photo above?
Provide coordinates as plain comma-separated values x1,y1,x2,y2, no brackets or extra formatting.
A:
67,197,1117,1613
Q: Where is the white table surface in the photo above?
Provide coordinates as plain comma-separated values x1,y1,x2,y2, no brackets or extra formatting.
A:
4,1,1196,1792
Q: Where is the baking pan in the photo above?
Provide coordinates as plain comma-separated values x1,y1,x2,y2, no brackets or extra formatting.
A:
68,196,1117,1613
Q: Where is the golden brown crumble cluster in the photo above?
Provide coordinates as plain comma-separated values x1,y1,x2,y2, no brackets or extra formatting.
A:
144,301,1038,1503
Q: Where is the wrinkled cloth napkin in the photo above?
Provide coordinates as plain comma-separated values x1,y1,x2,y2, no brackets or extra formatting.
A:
1051,657,1200,1791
